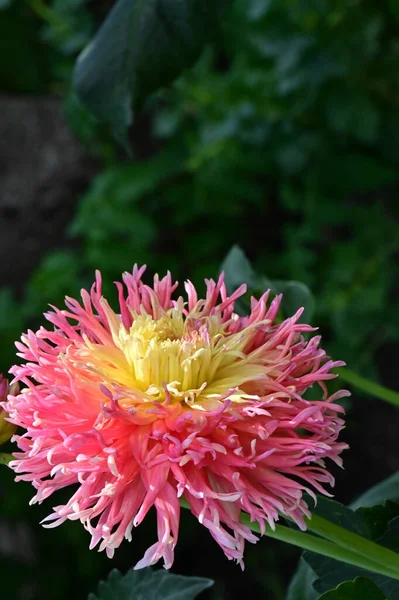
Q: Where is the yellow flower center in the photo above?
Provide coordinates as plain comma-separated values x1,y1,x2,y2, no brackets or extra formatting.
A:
73,301,266,410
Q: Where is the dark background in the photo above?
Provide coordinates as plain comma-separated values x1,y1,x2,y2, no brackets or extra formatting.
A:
0,1,399,598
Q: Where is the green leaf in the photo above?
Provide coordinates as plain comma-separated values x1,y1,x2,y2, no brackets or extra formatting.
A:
270,280,315,323
221,246,314,322
305,537,399,599
288,479,399,600
356,502,399,540
286,557,319,600
220,245,260,291
351,471,399,510
318,577,387,600
308,497,370,538
74,0,226,145
88,567,214,600
289,497,397,596
303,505,399,599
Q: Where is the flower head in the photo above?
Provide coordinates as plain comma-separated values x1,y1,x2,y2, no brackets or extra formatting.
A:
0,374,17,446
4,266,348,568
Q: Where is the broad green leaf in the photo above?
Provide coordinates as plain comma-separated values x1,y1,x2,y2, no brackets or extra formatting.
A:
288,482,399,600
351,471,399,510
303,509,399,598
318,577,387,600
270,280,315,323
74,0,226,145
309,496,370,538
285,557,319,600
220,245,261,291
286,490,370,599
88,567,213,600
221,246,314,321
356,501,399,540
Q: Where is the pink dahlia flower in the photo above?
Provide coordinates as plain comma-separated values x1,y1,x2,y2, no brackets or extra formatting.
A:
4,266,348,568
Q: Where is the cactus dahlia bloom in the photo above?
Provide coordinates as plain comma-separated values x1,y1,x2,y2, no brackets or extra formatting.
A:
4,266,348,569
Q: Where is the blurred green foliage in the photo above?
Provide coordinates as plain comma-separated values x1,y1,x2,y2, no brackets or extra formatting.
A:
1,0,399,599
2,0,399,375
73,0,228,145
317,577,387,600
88,567,214,600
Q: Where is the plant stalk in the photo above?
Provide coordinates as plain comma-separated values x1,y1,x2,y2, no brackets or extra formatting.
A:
306,513,399,578
180,500,399,580
337,367,399,407
240,514,399,580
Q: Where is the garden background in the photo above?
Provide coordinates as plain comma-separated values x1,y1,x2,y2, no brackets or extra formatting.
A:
0,0,399,598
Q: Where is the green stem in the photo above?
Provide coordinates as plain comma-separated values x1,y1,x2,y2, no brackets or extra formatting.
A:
306,513,399,577
240,515,399,580
180,500,399,579
337,367,399,407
